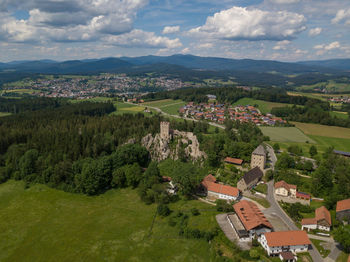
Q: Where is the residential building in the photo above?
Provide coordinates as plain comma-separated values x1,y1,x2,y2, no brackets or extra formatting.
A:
227,200,273,241
251,145,266,170
237,166,263,192
275,180,297,198
336,198,350,223
201,175,240,201
224,157,243,166
301,206,332,231
279,252,296,262
259,231,311,256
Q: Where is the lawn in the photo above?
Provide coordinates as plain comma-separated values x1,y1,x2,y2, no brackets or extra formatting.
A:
233,98,293,114
311,239,331,258
143,99,186,115
253,183,267,194
292,122,350,139
0,112,11,117
260,127,315,143
0,180,217,262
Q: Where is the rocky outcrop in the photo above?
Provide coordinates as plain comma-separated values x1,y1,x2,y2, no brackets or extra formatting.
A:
141,130,207,162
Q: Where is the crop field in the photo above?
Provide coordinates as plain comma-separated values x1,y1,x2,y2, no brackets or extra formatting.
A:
260,127,315,143
0,180,218,262
294,80,350,93
292,122,350,139
233,98,293,114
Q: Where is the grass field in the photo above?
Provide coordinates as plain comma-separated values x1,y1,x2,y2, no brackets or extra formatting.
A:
260,127,315,143
0,180,218,262
143,99,186,115
294,80,350,93
330,111,349,119
233,98,293,114
292,122,350,139
311,239,331,258
0,112,11,117
113,102,145,115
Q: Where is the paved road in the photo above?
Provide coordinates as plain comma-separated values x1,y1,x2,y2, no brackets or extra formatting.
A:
266,180,324,262
264,143,277,170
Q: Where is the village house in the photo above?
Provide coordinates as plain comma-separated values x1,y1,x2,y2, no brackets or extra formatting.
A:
237,166,263,192
201,175,240,201
259,230,311,257
224,157,244,166
162,176,177,195
251,145,266,170
227,200,273,241
275,180,297,198
336,198,350,223
279,252,297,262
301,206,332,231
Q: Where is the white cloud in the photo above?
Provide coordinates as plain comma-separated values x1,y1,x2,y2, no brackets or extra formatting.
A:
105,29,182,49
162,26,180,34
332,9,350,24
308,27,322,37
314,41,341,51
188,6,306,41
273,40,291,50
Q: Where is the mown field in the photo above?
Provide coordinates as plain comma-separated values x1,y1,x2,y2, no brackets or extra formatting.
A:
260,127,315,143
233,98,293,114
292,122,350,139
113,102,146,115
0,112,11,117
142,99,186,115
264,121,350,155
294,80,350,93
0,180,218,262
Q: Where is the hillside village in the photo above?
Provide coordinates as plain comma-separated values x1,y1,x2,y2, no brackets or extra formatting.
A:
179,102,286,126
157,121,350,262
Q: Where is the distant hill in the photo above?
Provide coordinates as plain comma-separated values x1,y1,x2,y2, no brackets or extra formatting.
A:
0,54,346,75
298,59,350,71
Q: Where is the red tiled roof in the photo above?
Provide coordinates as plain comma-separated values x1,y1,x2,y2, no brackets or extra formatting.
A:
224,157,243,165
202,175,239,197
274,180,297,191
264,231,311,247
315,206,332,226
336,198,350,212
301,217,317,225
296,191,311,200
280,251,295,260
233,200,273,231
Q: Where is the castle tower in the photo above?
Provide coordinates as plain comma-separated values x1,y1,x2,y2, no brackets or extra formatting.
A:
160,121,170,140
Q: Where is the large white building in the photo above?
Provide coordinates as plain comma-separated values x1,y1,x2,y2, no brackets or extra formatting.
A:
201,174,240,201
259,231,311,256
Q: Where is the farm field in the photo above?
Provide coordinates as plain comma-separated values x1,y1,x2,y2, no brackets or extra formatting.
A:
0,180,217,262
233,98,293,114
294,80,350,93
260,127,315,143
142,99,186,115
330,111,349,119
291,122,350,139
113,102,145,115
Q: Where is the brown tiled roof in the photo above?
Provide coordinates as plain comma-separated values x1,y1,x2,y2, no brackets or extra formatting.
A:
336,198,350,212
202,175,239,197
296,191,311,200
233,200,273,231
274,180,297,191
301,217,317,225
224,157,243,165
315,206,332,226
243,166,263,185
264,231,311,247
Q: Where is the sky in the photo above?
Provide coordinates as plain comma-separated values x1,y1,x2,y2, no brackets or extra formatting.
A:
0,0,350,62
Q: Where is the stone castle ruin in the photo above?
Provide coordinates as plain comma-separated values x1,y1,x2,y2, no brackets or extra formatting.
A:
142,121,206,162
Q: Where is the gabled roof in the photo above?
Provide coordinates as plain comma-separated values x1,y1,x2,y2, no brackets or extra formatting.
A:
233,200,273,231
301,217,317,225
274,180,297,191
315,206,332,226
280,251,295,260
224,157,243,165
243,166,263,185
202,175,239,197
264,231,311,247
336,198,350,212
252,145,266,156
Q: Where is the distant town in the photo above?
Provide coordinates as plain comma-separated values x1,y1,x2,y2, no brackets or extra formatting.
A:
179,100,286,126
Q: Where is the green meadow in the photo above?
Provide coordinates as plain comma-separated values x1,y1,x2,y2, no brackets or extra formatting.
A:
233,97,293,114
0,180,218,262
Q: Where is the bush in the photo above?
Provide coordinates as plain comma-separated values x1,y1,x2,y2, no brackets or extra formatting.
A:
216,199,234,212
191,208,200,216
157,204,171,217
